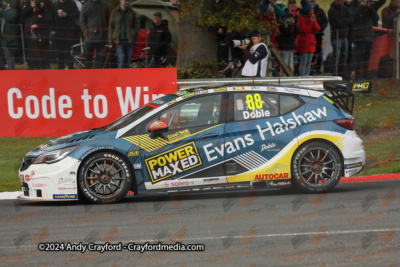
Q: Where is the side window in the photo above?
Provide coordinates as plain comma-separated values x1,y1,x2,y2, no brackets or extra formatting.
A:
280,95,303,114
146,94,222,130
234,92,279,121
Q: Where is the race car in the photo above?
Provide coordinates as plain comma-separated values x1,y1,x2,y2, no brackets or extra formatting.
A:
18,82,366,204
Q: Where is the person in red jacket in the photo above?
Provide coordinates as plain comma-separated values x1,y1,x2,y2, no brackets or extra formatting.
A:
295,2,319,76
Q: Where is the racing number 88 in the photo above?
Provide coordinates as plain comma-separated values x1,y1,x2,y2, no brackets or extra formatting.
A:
246,94,263,110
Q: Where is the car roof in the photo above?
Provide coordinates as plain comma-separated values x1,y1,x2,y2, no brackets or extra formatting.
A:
176,85,325,98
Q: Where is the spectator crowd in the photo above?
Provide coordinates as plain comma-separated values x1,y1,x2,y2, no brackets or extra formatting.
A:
0,0,398,80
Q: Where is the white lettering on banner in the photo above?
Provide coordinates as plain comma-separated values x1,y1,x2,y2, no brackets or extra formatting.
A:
81,89,93,118
59,96,72,119
93,95,108,118
8,88,23,118
7,87,74,120
116,86,165,115
42,88,56,119
26,95,40,119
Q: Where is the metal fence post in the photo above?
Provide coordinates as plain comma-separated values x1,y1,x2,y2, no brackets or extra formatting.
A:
20,24,26,64
393,18,399,79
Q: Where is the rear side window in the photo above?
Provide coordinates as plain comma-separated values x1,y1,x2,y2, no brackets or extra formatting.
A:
234,92,279,121
280,95,303,114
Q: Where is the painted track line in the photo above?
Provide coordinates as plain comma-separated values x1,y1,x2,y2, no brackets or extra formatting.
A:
1,173,399,200
0,227,399,250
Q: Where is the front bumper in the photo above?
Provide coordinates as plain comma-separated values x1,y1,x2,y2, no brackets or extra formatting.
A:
18,157,81,201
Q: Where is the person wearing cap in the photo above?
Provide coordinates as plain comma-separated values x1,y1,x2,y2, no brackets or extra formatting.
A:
256,0,279,50
278,9,299,73
239,30,269,77
295,2,320,76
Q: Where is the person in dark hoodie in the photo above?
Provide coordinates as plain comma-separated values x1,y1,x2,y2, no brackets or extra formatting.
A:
109,0,139,68
328,0,352,79
278,9,299,72
79,0,110,68
148,11,171,67
310,0,327,73
52,0,79,69
351,0,379,79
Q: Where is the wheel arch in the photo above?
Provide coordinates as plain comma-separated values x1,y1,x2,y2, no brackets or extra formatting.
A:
292,138,345,176
77,149,138,196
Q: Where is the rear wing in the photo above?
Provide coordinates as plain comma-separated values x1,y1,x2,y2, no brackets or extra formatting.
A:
323,81,372,114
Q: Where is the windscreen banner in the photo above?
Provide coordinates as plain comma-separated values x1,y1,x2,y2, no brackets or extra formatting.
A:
0,68,177,137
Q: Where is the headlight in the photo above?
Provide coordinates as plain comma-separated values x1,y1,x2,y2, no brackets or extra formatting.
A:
33,146,78,164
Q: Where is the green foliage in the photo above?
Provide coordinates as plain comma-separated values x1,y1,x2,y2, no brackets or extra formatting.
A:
177,59,221,79
195,1,272,35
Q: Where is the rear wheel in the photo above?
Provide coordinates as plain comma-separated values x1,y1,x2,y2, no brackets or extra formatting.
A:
291,142,343,193
78,152,132,204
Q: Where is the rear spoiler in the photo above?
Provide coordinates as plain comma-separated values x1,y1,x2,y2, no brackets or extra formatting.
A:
322,81,372,114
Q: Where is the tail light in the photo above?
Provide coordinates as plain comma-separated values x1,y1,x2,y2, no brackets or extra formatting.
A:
334,118,355,130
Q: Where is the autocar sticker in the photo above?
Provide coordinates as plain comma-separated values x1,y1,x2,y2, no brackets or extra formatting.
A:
226,132,343,183
122,124,222,152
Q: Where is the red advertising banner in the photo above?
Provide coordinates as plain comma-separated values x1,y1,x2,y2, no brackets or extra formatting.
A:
0,68,177,137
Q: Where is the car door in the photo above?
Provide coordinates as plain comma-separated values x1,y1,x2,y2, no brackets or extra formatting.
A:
137,93,228,190
225,91,304,183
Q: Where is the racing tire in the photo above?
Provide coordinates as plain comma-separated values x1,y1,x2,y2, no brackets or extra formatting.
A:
291,142,343,193
78,152,132,204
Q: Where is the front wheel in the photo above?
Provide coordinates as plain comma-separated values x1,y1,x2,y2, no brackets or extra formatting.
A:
291,142,343,193
78,152,132,204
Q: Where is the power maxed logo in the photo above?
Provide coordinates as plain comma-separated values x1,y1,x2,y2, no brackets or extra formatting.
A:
145,142,202,183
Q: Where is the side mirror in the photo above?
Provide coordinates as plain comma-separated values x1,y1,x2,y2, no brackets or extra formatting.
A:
148,120,168,139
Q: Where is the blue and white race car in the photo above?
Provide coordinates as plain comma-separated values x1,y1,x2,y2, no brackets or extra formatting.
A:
19,82,366,203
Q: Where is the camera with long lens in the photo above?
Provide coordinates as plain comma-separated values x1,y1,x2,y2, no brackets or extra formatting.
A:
229,39,250,48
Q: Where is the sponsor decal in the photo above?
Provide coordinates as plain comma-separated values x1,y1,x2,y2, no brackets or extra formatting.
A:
214,88,227,92
255,173,289,180
58,177,75,185
166,180,195,187
32,183,47,188
226,163,236,173
233,87,245,90
145,142,202,183
204,134,254,162
267,87,278,91
134,163,142,169
283,88,301,93
25,171,35,182
345,162,363,169
151,99,165,105
19,175,24,184
39,144,50,150
167,129,191,142
53,194,78,199
167,99,178,106
257,107,328,138
353,82,369,91
243,109,270,120
261,143,280,152
128,151,140,157
204,178,220,182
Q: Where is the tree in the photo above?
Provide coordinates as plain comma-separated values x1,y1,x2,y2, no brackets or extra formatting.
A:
177,0,216,68
177,0,276,68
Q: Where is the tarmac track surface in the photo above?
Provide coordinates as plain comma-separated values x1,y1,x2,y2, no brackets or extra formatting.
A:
0,180,399,266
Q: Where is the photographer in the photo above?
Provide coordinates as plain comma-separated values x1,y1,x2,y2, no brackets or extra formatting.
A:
239,30,269,77
22,0,51,69
351,0,379,79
